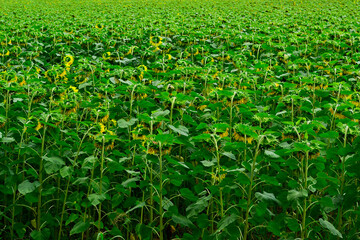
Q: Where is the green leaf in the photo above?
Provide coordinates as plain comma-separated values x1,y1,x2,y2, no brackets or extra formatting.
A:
87,193,106,206
180,188,198,202
195,123,208,130
165,155,189,169
151,109,170,119
172,214,193,227
200,159,216,167
117,118,137,128
222,152,236,160
155,134,174,145
293,142,311,152
191,133,211,141
43,156,65,174
267,220,281,236
255,191,281,204
319,131,339,139
320,197,335,209
70,221,90,235
169,125,189,136
235,124,258,138
213,123,230,132
196,214,209,228
255,201,267,216
319,218,342,238
287,189,308,201
60,166,73,178
18,180,40,195
122,176,140,187
126,202,145,214
163,197,174,210
215,214,238,233
1,137,15,143
182,114,197,126
30,229,50,240
186,193,212,218
287,218,300,232
260,174,280,186
82,156,97,170
264,150,280,159
65,214,79,226
237,172,250,185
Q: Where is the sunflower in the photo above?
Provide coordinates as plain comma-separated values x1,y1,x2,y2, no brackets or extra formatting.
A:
219,128,229,138
233,131,254,144
150,36,163,47
69,86,78,93
95,24,104,29
35,121,43,131
138,65,148,72
138,65,148,81
0,51,9,57
211,167,227,183
63,55,74,67
102,52,111,60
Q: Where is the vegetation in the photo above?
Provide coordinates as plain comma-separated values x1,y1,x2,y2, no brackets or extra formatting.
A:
0,0,359,239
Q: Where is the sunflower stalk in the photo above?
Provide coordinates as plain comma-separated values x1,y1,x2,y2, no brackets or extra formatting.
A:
243,135,264,240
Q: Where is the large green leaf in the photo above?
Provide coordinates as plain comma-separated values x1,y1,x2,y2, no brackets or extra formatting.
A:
169,124,189,136
172,214,193,228
264,150,280,159
255,191,281,204
30,229,50,240
215,214,238,233
60,166,73,178
319,218,342,238
43,156,65,174
180,188,198,202
287,189,308,201
70,221,90,235
155,134,174,145
87,193,106,206
186,193,212,218
1,137,15,143
222,152,236,160
18,180,40,195
117,118,137,128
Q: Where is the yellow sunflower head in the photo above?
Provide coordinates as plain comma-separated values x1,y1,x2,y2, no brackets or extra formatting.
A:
103,52,111,60
138,65,148,72
69,85,78,93
64,55,74,67
150,36,163,47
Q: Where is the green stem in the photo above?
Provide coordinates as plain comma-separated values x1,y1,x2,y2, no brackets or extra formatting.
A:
98,136,105,233
170,97,176,126
159,142,164,240
37,118,48,231
301,151,309,240
229,92,236,141
11,127,26,240
149,121,154,240
243,136,263,240
58,127,93,240
338,126,348,229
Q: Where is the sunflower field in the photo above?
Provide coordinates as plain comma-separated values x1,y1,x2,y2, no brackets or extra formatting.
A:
0,0,360,239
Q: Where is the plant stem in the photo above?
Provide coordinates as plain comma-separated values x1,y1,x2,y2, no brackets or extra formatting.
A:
338,126,348,229
98,136,105,233
58,127,92,240
301,151,309,240
159,142,164,240
243,136,263,240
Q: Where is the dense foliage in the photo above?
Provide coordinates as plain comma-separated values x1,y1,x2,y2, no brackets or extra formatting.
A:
1,0,360,239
